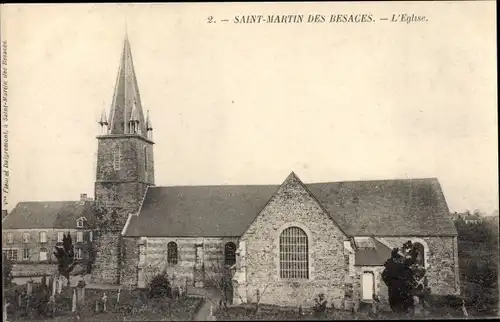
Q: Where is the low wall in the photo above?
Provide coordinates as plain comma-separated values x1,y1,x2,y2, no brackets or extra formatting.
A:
12,263,57,277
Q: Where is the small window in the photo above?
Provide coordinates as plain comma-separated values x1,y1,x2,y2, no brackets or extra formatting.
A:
195,245,203,266
23,248,30,261
75,248,82,260
39,231,47,243
139,245,146,264
5,249,18,261
224,242,236,266
23,233,31,243
6,232,14,244
77,232,83,243
113,146,121,170
167,242,178,265
57,232,64,243
40,248,48,261
76,219,84,228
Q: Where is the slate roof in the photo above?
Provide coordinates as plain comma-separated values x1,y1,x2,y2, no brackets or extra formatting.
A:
123,175,457,237
124,185,279,237
354,237,393,266
307,178,455,236
106,35,148,137
3,201,95,229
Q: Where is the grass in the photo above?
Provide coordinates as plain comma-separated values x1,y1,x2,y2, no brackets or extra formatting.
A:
6,286,204,321
215,302,490,321
457,238,499,317
215,304,431,321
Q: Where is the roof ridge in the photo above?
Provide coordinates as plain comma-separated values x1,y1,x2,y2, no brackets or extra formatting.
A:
308,177,439,185
148,184,280,189
16,200,89,204
145,177,439,189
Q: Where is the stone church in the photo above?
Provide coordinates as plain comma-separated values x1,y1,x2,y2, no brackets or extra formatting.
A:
90,34,460,309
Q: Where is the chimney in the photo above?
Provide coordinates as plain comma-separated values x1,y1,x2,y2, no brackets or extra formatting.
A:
80,193,88,201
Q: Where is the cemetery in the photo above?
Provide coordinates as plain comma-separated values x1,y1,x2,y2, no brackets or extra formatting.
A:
3,274,204,321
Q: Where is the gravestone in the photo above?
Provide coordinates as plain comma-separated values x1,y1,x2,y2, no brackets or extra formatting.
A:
4,300,10,322
77,279,86,310
26,279,33,296
102,292,108,312
52,277,57,296
461,300,469,318
72,289,77,312
117,288,121,304
58,276,63,294
413,296,423,316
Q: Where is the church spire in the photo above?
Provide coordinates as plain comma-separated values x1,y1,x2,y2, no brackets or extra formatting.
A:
107,33,148,138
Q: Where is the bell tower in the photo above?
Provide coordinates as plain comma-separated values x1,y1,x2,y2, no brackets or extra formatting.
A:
92,33,155,284
95,33,155,226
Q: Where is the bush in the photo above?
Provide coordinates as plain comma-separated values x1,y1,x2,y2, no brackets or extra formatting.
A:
2,255,13,286
27,283,52,318
313,293,328,314
148,272,172,299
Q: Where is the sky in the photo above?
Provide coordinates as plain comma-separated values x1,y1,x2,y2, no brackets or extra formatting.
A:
1,2,497,214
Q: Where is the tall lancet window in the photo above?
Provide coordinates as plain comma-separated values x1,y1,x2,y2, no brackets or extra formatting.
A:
113,145,121,170
144,146,148,171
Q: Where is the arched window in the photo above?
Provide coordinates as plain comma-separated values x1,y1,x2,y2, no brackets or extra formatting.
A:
279,226,309,279
113,145,121,170
144,146,148,171
167,242,178,265
224,242,236,266
412,242,425,267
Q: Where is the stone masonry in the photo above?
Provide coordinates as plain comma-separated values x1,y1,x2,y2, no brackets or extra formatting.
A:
92,135,154,284
239,173,350,308
381,236,460,295
120,236,239,289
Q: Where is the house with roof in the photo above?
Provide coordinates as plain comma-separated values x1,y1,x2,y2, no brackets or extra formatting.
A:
2,194,95,277
452,212,483,225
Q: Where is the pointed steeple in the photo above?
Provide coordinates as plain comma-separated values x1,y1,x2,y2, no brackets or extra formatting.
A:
99,108,108,126
107,33,148,138
146,110,153,140
98,107,109,134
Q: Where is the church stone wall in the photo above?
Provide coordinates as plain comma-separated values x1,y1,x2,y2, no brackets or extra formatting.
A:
120,236,239,288
91,231,122,284
95,137,154,184
120,236,140,288
380,236,460,295
240,174,350,308
94,182,149,227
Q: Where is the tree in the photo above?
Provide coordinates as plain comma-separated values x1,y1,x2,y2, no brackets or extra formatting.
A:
53,232,77,286
382,241,430,314
3,252,13,286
